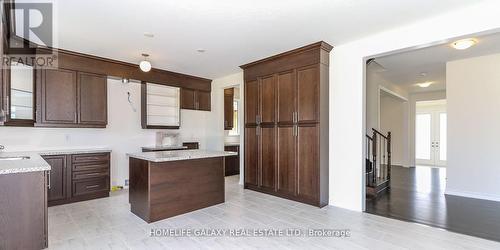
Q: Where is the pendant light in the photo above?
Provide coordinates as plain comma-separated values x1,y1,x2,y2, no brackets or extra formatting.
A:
139,53,152,72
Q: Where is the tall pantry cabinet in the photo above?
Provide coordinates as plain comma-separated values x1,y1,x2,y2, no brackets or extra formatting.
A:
240,42,332,207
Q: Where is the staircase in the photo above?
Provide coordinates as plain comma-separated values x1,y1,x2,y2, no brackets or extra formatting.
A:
366,129,391,198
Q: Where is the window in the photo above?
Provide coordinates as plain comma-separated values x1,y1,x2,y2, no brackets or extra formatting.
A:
229,100,239,135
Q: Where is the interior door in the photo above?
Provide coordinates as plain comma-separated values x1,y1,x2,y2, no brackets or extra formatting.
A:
415,109,447,167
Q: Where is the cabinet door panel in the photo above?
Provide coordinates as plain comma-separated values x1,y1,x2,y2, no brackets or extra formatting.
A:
260,126,275,190
245,127,258,186
43,155,67,202
277,126,296,195
197,90,211,111
40,69,77,124
245,80,258,125
78,72,107,125
297,125,319,200
297,66,319,123
277,71,295,124
180,88,196,110
224,88,234,130
260,75,275,124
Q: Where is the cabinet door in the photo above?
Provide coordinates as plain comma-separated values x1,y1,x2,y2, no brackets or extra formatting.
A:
180,88,196,110
297,124,319,201
277,71,295,124
224,88,234,130
244,127,258,187
43,155,68,202
39,69,77,124
260,75,275,124
297,65,319,123
78,72,107,126
260,126,276,190
245,80,258,125
197,90,211,111
277,126,296,196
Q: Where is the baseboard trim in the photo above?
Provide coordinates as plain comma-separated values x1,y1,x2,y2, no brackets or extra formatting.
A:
445,189,500,202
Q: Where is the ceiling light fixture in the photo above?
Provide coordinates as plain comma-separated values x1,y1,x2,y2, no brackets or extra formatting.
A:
197,49,206,53
139,53,152,72
451,38,477,50
417,81,433,88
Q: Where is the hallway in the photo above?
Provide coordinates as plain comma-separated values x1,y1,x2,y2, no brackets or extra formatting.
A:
366,166,500,242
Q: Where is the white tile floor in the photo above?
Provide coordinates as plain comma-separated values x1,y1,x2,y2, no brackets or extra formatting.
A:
48,175,500,249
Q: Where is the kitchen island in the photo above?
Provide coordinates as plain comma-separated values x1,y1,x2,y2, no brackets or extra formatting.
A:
127,150,237,223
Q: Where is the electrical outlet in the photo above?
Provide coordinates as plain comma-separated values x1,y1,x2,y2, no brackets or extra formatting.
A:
125,179,129,186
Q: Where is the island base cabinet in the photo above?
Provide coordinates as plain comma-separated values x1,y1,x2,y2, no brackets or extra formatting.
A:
129,157,225,223
0,171,48,250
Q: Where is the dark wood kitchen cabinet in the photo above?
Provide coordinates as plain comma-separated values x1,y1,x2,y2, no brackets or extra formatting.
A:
43,155,69,204
224,88,234,130
78,72,107,126
0,171,48,250
240,41,332,207
36,69,107,128
224,145,240,176
42,152,110,206
180,88,211,111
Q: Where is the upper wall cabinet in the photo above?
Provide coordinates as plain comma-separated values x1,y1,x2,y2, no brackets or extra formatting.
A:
36,68,107,128
141,82,180,129
180,88,211,111
1,62,35,126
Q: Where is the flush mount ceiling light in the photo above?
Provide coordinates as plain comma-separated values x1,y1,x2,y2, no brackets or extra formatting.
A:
451,38,477,50
139,53,152,72
417,81,433,88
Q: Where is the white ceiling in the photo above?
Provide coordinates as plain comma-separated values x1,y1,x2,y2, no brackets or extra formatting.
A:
374,31,500,93
24,0,488,79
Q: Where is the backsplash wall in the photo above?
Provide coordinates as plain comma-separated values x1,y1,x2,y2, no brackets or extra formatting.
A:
0,78,210,186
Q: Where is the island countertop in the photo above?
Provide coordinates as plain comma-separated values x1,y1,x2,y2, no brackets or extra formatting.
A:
127,149,237,162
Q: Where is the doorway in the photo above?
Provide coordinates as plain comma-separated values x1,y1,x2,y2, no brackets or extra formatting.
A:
415,100,447,167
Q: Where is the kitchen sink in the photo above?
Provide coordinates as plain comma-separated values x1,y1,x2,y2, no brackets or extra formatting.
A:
0,156,31,161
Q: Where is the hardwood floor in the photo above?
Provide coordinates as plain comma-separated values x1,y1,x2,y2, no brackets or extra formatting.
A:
366,166,500,242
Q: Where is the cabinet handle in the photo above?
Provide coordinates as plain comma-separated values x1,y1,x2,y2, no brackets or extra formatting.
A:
256,115,260,125
84,173,101,177
86,184,100,189
48,171,51,189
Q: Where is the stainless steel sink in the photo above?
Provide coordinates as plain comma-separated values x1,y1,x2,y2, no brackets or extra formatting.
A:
0,156,31,161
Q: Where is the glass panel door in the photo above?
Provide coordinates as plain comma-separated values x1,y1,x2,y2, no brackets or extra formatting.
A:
416,113,433,165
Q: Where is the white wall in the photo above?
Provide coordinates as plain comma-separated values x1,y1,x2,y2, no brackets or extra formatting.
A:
205,72,245,184
380,94,408,167
446,53,500,201
329,0,500,211
365,67,408,135
0,78,210,187
408,91,446,167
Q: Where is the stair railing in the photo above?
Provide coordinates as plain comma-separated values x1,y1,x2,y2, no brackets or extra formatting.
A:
367,129,391,187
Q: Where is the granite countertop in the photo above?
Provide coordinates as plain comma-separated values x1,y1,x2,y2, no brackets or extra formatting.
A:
128,149,237,162
0,151,51,175
224,143,240,146
0,148,112,175
141,145,188,151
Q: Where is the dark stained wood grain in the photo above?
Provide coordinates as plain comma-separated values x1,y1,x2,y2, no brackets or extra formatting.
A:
37,68,78,125
297,65,319,123
277,70,295,124
260,75,276,124
224,145,240,176
0,171,48,250
244,127,258,187
78,72,107,126
277,126,296,196
245,80,258,125
180,88,196,110
197,90,211,111
129,157,225,223
297,124,320,203
182,142,199,149
224,88,234,130
43,155,68,204
260,126,276,190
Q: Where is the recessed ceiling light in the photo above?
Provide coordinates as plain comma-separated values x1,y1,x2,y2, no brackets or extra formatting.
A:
196,49,206,53
451,38,477,50
417,81,433,88
144,32,154,38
